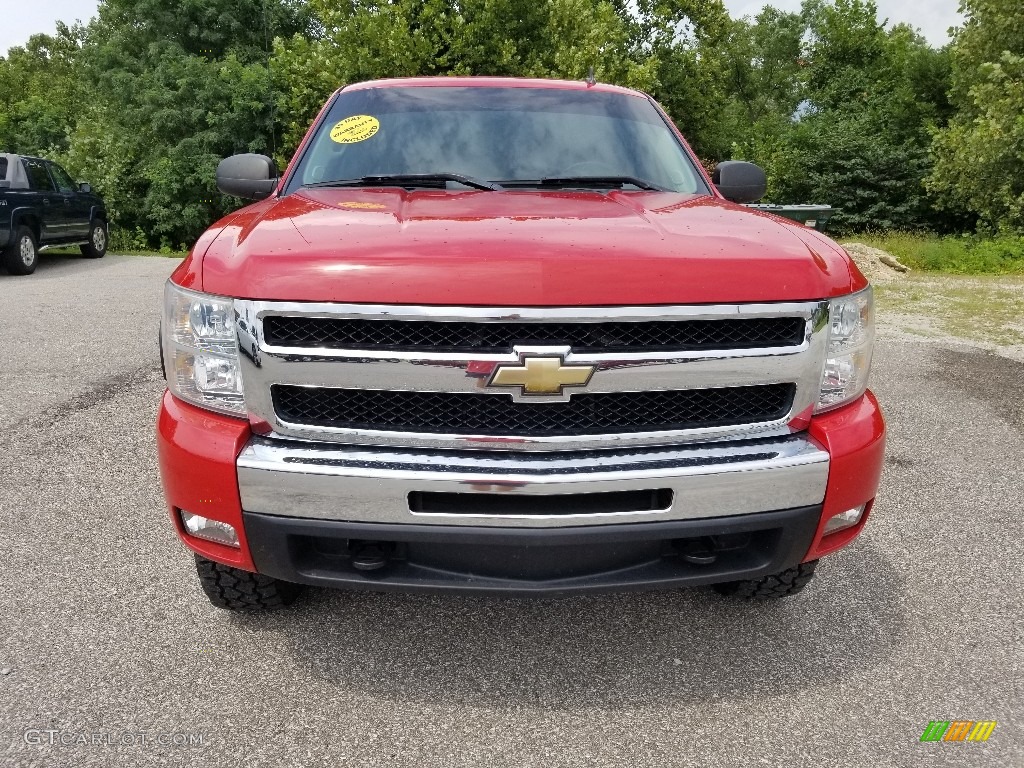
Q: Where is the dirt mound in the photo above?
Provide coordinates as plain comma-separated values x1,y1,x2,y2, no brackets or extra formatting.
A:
842,242,911,283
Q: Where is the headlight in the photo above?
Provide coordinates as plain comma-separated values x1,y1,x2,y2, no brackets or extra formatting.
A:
161,281,245,416
816,286,874,412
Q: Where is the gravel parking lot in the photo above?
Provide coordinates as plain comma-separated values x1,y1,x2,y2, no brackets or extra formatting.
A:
1,255,1021,767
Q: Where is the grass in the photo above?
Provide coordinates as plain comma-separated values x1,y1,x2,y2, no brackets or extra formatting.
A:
44,246,187,258
844,232,1024,275
874,273,1024,347
40,225,188,258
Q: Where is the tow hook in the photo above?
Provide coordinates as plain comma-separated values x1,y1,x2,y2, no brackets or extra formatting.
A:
349,540,393,571
678,538,717,565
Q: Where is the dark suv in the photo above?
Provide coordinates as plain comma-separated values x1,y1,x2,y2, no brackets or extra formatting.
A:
0,153,108,275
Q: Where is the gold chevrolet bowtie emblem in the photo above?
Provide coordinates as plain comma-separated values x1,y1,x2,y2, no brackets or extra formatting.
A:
488,356,595,396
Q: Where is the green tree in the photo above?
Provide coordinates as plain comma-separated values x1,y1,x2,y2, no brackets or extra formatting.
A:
0,0,975,244
763,114,937,232
731,0,954,233
929,0,1024,232
0,24,84,156
624,0,731,157
64,0,308,248
272,0,668,154
716,7,805,174
721,8,805,128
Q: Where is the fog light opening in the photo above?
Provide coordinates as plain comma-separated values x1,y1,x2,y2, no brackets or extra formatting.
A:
823,504,867,536
180,510,240,548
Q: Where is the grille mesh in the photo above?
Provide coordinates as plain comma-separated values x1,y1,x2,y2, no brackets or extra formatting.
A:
262,315,806,353
272,384,795,436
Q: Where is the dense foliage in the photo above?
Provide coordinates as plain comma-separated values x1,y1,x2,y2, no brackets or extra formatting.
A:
0,0,1019,246
929,0,1024,233
726,1,958,233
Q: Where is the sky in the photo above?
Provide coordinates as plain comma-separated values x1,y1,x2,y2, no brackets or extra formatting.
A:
724,0,962,46
1,0,964,55
1,0,99,53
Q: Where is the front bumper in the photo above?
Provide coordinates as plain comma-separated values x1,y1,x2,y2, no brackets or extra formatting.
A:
157,390,886,592
235,434,830,527
242,507,822,595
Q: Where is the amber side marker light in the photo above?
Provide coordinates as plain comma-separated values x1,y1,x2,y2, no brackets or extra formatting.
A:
180,510,240,548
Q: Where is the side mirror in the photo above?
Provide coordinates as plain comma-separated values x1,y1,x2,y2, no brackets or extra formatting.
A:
78,182,92,194
216,154,279,200
712,161,767,204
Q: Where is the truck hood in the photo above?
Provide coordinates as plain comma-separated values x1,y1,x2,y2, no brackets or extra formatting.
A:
198,188,862,304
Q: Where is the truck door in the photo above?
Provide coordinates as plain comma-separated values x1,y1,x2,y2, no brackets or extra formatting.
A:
22,159,64,242
48,162,91,238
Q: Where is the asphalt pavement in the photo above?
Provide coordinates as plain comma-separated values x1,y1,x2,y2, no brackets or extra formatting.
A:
0,254,1021,767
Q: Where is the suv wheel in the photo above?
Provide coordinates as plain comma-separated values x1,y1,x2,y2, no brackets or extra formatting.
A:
194,555,301,611
713,560,818,599
3,226,39,275
81,220,108,259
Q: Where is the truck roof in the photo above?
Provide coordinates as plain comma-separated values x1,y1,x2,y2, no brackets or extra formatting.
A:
0,153,30,189
0,152,49,162
339,76,648,99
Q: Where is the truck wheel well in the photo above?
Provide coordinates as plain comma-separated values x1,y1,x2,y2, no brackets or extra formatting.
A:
15,215,40,240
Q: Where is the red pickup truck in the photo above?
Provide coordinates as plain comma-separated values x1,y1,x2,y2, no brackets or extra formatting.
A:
157,77,885,610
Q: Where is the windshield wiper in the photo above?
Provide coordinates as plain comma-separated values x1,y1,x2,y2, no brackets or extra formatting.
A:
304,173,503,191
535,176,670,192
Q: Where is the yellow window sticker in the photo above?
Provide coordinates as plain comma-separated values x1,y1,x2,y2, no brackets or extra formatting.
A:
330,115,380,144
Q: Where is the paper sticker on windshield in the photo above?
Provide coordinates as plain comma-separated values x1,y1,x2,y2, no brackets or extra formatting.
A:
330,115,380,144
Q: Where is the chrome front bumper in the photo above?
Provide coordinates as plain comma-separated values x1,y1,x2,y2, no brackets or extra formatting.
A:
236,433,829,528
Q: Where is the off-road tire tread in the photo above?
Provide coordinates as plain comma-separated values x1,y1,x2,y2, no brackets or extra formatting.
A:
714,560,818,599
194,555,299,611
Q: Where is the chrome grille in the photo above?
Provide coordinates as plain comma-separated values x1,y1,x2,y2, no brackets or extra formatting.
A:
263,315,806,353
234,300,830,451
273,384,796,436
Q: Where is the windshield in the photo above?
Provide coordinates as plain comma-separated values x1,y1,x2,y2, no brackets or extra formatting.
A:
285,86,709,195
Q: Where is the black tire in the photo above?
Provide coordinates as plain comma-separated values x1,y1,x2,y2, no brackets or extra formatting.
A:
3,225,39,275
194,554,300,611
713,560,818,599
80,219,108,258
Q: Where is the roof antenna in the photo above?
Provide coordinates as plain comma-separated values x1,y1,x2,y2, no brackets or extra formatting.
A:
585,66,596,87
